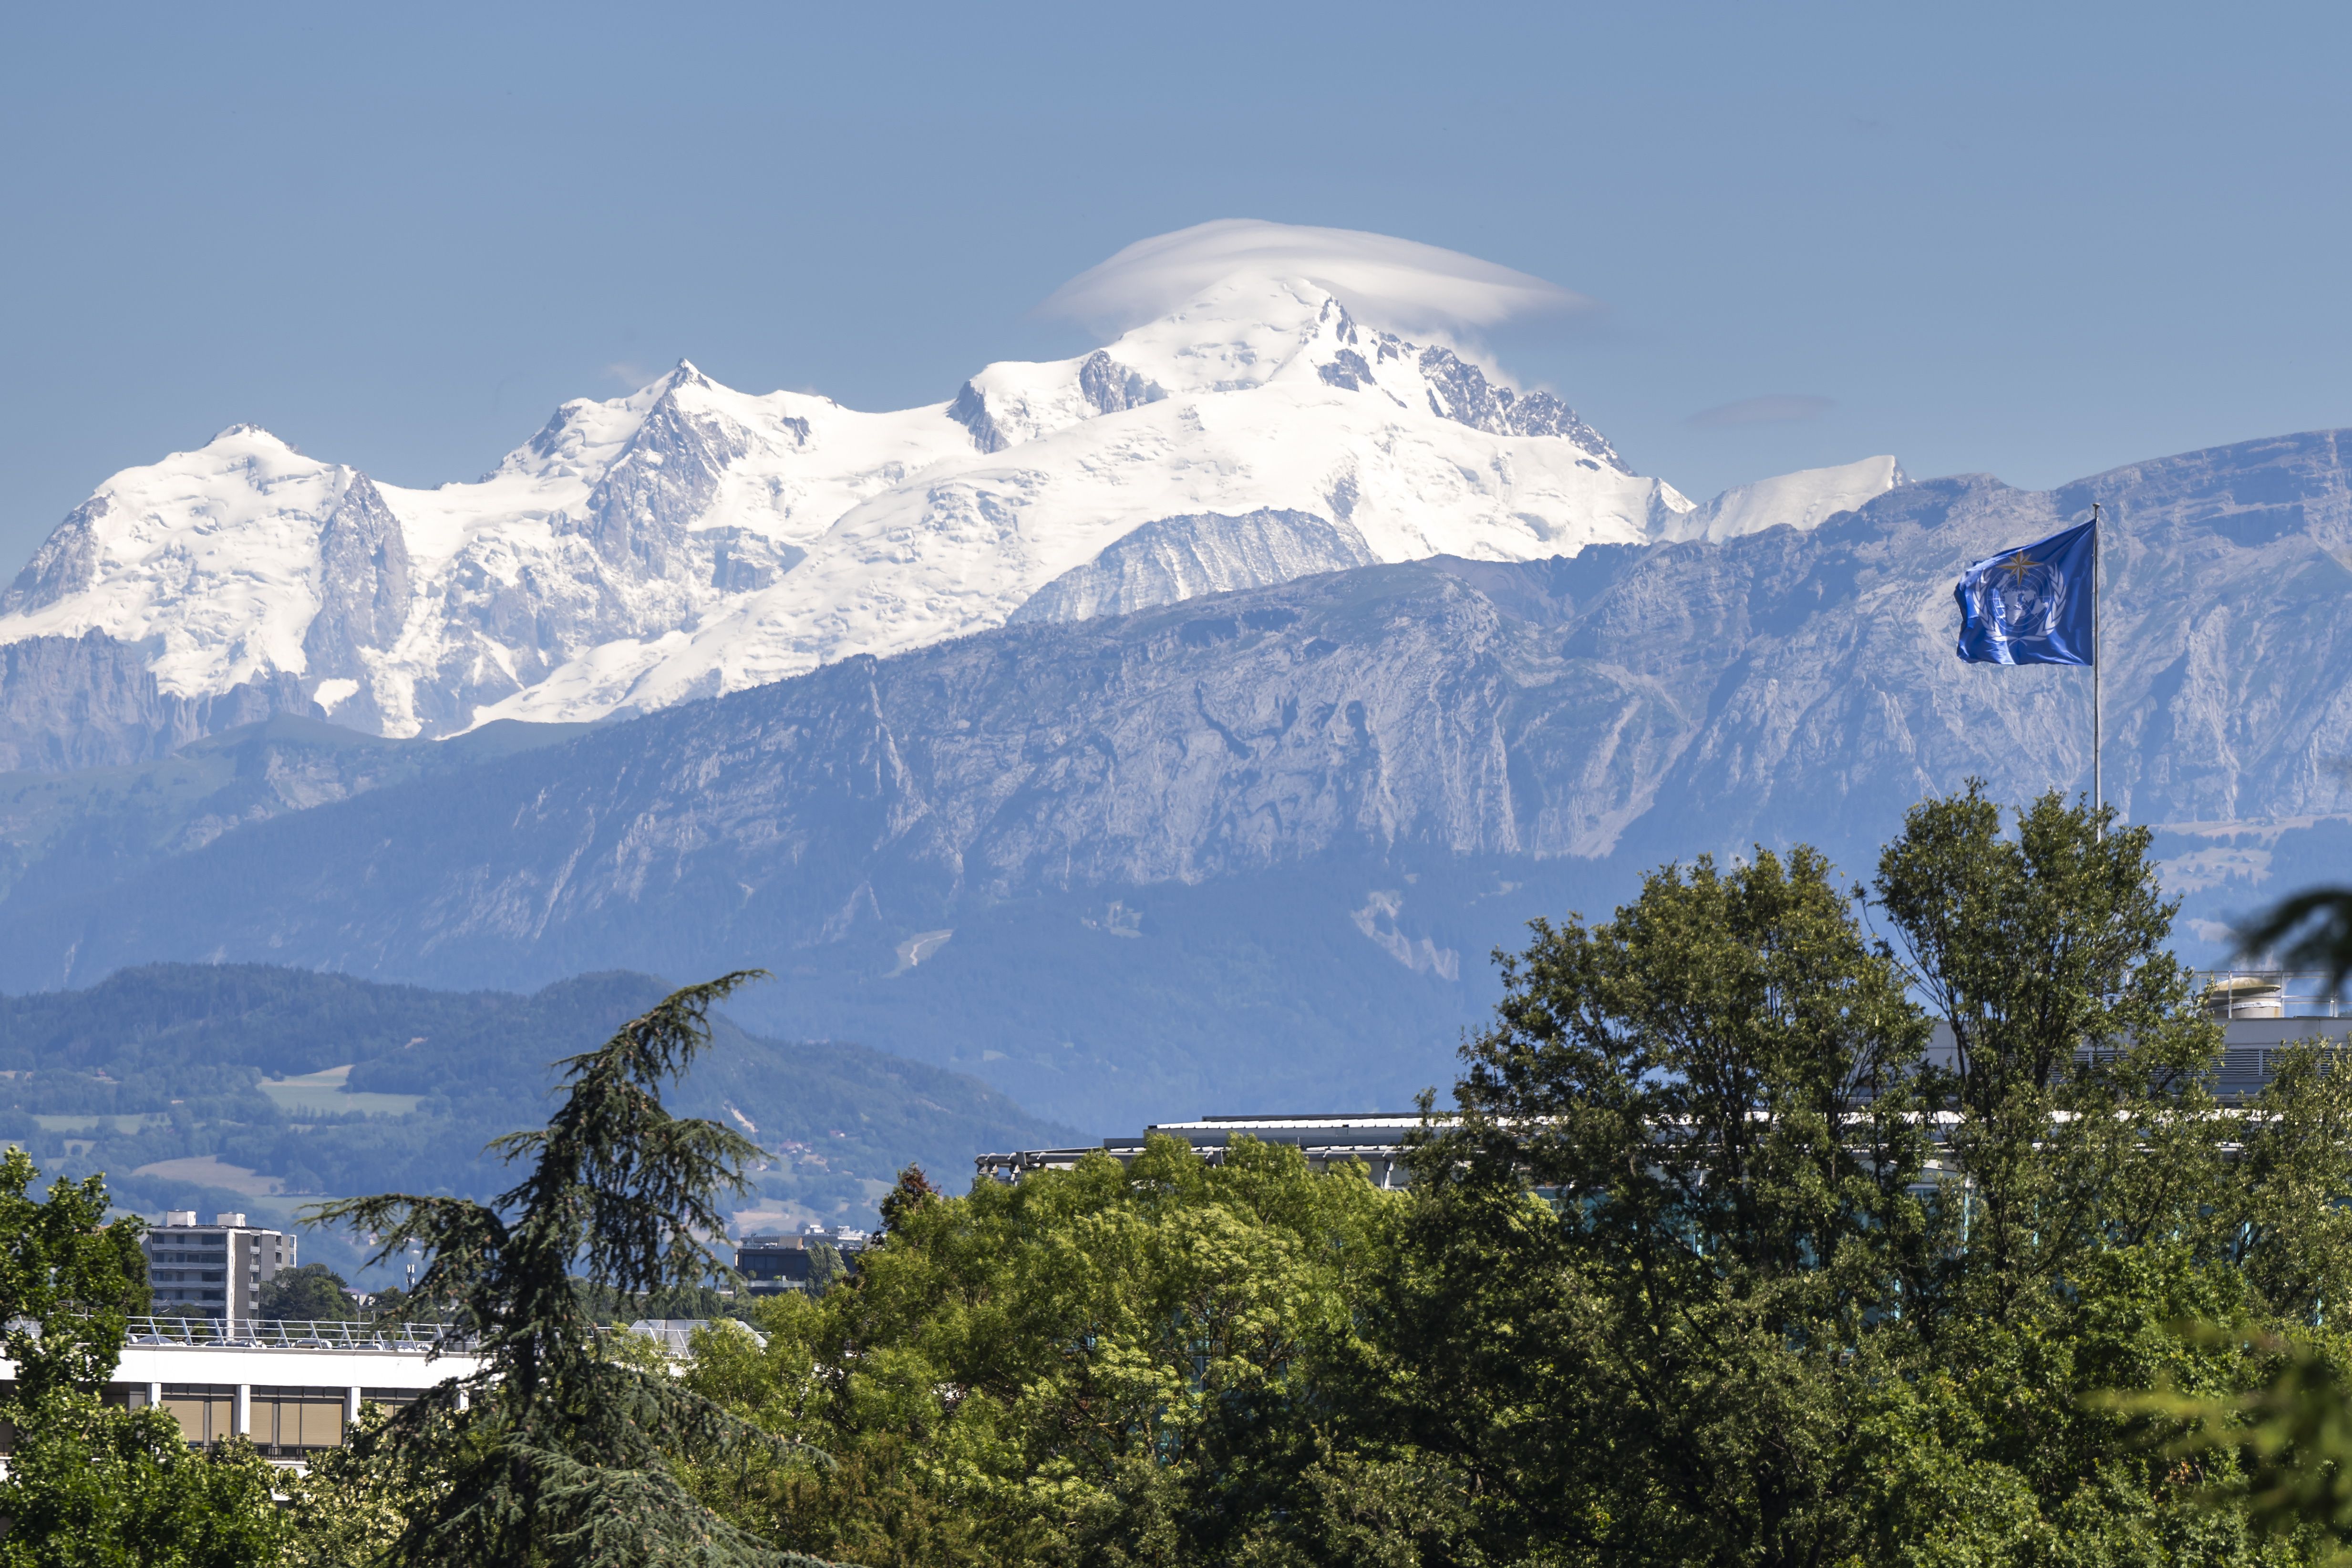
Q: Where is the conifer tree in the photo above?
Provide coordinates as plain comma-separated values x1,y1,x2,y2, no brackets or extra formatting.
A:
311,972,835,1568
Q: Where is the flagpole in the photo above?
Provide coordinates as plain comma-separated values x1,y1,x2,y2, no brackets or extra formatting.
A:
2092,501,2102,842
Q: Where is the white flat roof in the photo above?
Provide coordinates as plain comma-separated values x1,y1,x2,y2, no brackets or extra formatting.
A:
5,1341,480,1389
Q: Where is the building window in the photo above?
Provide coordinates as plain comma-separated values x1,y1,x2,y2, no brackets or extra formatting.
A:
161,1384,237,1445
253,1386,347,1455
360,1387,424,1410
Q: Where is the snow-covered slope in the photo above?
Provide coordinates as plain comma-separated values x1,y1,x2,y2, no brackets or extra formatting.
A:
0,271,1904,743
1658,455,1908,544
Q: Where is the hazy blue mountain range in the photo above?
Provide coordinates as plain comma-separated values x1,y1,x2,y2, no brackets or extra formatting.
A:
0,429,2343,1129
1,964,1075,1264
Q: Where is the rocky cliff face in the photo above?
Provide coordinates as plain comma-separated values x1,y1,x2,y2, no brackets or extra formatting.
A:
301,475,414,735
2,496,107,614
0,632,319,773
0,713,592,915
4,427,2344,1125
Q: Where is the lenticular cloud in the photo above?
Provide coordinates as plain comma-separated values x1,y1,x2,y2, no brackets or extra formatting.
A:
1042,219,1589,333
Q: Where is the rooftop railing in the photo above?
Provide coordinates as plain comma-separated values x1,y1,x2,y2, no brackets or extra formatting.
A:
122,1317,472,1351
2197,971,2349,1020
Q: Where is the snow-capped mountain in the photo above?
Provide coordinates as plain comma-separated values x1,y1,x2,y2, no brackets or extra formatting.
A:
0,271,1901,751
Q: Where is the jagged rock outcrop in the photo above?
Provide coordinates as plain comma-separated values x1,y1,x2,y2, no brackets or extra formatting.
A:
1,496,106,614
1077,350,1166,414
0,632,319,772
558,366,761,577
1411,343,1627,463
301,475,413,732
946,380,1011,454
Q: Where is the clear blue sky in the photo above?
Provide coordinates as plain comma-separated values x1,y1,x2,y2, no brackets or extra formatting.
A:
3,2,2346,571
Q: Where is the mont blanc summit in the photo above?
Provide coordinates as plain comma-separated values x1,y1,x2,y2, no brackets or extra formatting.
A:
0,230,1902,763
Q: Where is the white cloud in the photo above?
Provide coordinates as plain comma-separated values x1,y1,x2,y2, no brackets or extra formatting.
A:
1041,219,1589,333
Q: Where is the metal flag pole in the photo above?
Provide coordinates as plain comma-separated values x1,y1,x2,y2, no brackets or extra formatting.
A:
2092,501,2102,841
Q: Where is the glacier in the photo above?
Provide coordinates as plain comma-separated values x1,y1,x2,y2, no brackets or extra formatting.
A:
0,269,1898,757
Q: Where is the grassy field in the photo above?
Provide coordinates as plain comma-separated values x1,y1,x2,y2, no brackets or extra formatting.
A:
257,1064,423,1117
33,1111,171,1133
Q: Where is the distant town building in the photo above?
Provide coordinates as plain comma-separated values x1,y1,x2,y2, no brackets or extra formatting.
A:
978,1114,1425,1188
733,1223,870,1294
143,1211,297,1321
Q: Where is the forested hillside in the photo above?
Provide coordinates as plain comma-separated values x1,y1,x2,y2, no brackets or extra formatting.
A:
0,964,1073,1272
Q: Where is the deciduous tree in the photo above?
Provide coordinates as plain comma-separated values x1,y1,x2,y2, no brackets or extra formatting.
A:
0,1146,288,1568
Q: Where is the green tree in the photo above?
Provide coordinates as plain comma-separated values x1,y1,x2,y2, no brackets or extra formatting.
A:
1855,787,2297,1562
257,1262,358,1322
284,1403,436,1568
682,1140,1403,1568
1874,784,2230,1330
0,1146,148,1400
1386,846,1934,1565
309,972,832,1568
2216,1043,2352,1324
1368,800,2317,1568
2084,1048,2352,1560
0,1146,289,1568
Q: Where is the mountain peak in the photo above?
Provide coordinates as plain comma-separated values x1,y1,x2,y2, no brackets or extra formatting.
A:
206,423,297,451
1664,456,1909,545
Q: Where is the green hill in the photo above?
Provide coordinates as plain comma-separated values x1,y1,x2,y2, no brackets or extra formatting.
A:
0,963,1076,1279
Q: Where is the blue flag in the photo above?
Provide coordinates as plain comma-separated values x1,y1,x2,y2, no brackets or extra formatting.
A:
1953,517,2096,666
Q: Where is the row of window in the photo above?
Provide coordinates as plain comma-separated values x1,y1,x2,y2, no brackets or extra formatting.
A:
2,1383,426,1458
132,1384,424,1455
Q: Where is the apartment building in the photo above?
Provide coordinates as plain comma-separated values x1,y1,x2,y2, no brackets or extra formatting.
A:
142,1211,297,1321
734,1223,870,1294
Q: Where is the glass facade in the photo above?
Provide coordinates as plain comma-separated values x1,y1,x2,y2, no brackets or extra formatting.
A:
160,1383,238,1444
251,1385,347,1455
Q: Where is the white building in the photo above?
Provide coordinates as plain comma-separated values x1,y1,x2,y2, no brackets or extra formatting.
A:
2,1319,481,1467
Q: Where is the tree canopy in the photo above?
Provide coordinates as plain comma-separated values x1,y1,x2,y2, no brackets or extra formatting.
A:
0,1147,288,1568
